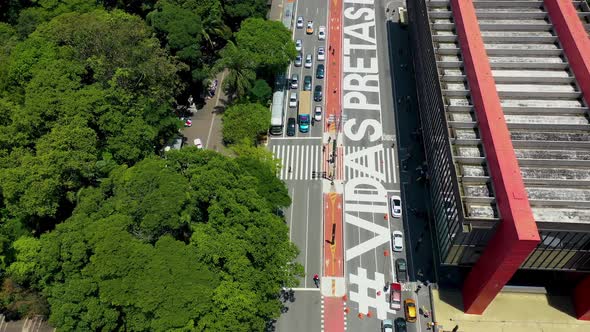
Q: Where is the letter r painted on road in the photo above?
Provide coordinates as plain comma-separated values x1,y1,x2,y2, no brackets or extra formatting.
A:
344,91,380,110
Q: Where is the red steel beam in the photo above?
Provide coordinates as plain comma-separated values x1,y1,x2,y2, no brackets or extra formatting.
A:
574,276,590,320
450,0,541,314
545,0,590,105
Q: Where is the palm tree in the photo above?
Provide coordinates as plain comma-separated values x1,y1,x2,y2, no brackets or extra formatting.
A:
213,41,256,98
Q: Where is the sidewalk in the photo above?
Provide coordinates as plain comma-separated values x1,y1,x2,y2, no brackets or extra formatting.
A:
182,70,229,154
432,288,590,332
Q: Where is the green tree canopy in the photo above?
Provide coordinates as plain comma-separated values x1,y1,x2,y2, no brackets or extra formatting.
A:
222,102,271,145
248,79,272,105
235,17,297,73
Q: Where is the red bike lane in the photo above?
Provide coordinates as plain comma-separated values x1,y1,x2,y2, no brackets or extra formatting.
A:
323,0,345,331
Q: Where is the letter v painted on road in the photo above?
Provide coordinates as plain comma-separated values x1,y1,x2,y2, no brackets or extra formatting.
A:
344,212,390,261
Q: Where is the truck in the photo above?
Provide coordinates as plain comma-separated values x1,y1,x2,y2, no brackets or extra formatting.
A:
298,91,311,132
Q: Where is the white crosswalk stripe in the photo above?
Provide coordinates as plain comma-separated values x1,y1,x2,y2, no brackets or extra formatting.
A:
344,147,397,183
272,144,323,180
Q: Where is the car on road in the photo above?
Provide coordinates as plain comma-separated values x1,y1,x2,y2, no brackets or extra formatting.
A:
287,117,296,136
381,319,394,332
390,195,402,218
295,39,302,51
404,299,417,323
314,106,322,121
296,16,304,28
289,92,297,108
314,85,323,102
316,64,325,79
305,53,313,68
295,52,302,67
389,282,402,310
392,231,404,252
306,21,314,34
304,75,312,91
394,317,407,332
318,26,326,40
395,258,408,283
317,47,325,61
194,138,203,149
291,74,299,89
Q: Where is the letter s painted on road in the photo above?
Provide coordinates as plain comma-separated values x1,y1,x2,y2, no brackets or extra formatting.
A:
344,7,374,21
344,118,382,142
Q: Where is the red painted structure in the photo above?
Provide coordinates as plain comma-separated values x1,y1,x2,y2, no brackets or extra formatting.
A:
450,0,541,314
544,0,590,319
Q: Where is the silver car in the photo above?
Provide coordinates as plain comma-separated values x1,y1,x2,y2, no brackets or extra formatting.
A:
295,53,302,67
304,54,312,68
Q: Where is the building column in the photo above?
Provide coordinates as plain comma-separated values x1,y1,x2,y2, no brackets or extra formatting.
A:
449,0,541,315
574,276,590,320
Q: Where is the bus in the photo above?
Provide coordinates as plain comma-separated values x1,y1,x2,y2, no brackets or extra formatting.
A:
298,91,311,132
270,90,285,135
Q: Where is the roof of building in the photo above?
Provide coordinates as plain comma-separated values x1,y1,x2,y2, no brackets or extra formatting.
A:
428,0,590,224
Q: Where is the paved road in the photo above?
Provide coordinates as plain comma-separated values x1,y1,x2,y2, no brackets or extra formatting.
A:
273,0,329,331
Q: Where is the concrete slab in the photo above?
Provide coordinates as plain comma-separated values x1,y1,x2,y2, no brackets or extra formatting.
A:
432,289,590,332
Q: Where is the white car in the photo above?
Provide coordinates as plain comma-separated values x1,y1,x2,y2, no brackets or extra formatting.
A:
314,106,322,121
295,39,302,52
304,54,312,68
392,231,403,252
318,26,326,40
317,47,325,61
390,195,402,218
194,138,203,149
289,92,297,108
296,16,304,29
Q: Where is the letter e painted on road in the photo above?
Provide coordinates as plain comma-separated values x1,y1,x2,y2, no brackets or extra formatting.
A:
343,118,382,142
343,91,380,110
343,56,378,73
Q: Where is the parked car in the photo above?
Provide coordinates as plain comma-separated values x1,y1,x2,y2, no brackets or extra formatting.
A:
289,92,297,108
194,138,203,149
317,47,325,61
394,318,407,332
404,299,417,323
291,74,299,89
318,26,326,40
306,21,314,34
390,195,402,218
396,258,408,283
392,231,403,252
389,283,402,310
287,117,296,136
314,106,322,121
305,53,313,68
316,64,325,79
381,319,394,332
314,85,323,102
296,16,304,28
295,53,302,67
304,75,312,91
295,39,302,51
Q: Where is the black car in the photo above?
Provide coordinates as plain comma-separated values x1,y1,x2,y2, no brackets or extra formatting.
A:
287,117,296,136
395,258,407,283
304,75,312,91
316,64,325,79
314,85,322,102
394,317,407,332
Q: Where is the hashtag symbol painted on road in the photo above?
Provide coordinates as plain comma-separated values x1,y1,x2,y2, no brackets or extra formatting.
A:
348,267,396,319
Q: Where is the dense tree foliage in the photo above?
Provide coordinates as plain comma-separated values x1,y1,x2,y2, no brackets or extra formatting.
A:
222,103,271,145
9,153,299,330
0,1,302,330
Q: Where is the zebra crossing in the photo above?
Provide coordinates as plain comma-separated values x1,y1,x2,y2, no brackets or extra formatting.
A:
272,144,323,180
271,144,398,183
344,147,397,183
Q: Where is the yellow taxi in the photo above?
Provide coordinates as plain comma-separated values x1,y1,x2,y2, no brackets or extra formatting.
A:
404,298,417,323
306,21,314,34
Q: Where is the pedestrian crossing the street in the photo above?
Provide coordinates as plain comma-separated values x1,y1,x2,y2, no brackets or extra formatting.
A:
344,147,397,183
272,144,323,181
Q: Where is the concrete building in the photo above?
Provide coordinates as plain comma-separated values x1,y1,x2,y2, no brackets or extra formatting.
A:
407,0,590,319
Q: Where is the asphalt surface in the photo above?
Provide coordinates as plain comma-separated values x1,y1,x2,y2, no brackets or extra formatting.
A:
273,0,328,331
